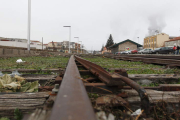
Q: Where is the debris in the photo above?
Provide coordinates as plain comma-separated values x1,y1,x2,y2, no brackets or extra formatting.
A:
0,71,3,77
96,95,129,107
0,74,38,92
16,59,25,63
11,70,21,77
131,109,141,116
96,111,115,120
96,111,107,120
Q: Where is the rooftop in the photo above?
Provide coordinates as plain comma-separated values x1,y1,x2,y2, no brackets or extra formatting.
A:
109,39,142,48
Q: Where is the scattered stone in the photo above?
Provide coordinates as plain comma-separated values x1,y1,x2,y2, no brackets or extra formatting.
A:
96,111,107,120
138,79,152,86
107,113,115,120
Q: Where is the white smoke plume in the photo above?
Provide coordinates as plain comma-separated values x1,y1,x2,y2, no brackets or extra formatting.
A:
147,14,167,36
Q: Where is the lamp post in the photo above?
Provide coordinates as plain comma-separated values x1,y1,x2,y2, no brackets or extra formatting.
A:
27,0,31,51
63,26,71,53
74,37,79,54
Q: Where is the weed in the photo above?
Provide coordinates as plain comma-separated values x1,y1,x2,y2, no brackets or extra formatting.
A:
14,108,23,120
88,93,99,99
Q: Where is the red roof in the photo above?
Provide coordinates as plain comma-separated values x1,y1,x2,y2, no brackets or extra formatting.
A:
165,37,180,42
1,40,10,41
31,41,40,42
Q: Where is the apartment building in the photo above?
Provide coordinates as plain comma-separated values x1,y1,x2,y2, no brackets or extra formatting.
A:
144,33,169,50
165,37,180,47
0,37,46,49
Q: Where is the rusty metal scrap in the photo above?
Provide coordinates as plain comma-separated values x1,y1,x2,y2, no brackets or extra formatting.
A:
74,55,150,114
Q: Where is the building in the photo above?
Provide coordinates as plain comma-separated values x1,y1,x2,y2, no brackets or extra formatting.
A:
30,40,46,49
101,47,111,54
109,39,142,54
0,37,46,49
165,37,180,47
144,33,171,50
46,41,82,53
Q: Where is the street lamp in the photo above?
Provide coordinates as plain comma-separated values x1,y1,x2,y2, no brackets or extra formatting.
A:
27,0,31,51
79,41,82,54
63,26,71,53
74,37,79,54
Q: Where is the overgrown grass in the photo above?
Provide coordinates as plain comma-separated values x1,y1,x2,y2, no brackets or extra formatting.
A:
83,57,180,74
0,56,69,70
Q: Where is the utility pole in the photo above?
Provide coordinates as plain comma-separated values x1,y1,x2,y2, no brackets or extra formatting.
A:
27,0,31,51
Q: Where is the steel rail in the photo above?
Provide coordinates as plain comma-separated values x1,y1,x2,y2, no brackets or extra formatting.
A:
74,55,150,114
106,55,180,66
116,54,180,60
50,55,97,120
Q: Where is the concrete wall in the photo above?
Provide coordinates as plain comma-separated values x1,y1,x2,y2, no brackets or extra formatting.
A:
0,48,40,57
0,41,46,50
118,42,137,52
4,49,12,54
25,50,30,54
157,33,169,47
19,50,25,55
0,48,3,55
13,49,19,55
165,40,180,47
30,51,35,54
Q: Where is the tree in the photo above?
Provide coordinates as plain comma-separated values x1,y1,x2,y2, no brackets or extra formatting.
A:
105,34,114,49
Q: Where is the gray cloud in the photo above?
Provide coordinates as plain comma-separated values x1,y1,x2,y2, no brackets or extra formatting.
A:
0,0,180,51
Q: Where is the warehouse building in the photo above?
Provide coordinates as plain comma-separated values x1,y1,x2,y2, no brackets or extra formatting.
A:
109,39,142,54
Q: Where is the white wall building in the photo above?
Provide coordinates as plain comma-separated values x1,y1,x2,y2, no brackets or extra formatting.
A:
0,37,46,49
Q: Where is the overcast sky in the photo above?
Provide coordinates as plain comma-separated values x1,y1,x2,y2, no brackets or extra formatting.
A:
0,0,180,50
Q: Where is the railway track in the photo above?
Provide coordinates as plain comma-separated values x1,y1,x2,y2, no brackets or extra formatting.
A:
1,54,179,119
104,54,180,67
48,55,179,120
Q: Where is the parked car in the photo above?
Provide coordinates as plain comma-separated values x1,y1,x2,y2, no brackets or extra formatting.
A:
149,48,161,54
115,52,121,55
137,49,152,54
121,51,131,54
131,49,138,54
150,47,174,54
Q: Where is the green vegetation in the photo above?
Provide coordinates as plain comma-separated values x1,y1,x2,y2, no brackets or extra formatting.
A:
0,117,9,120
0,108,23,120
14,108,23,120
88,93,99,99
83,57,180,74
138,82,159,87
0,56,69,70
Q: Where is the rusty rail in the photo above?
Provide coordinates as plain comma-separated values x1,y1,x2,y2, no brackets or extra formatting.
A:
50,55,97,120
74,55,150,114
106,54,180,66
